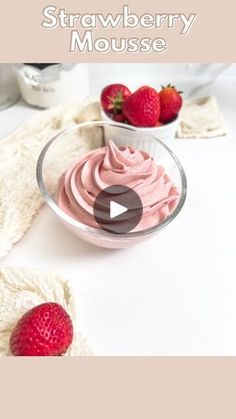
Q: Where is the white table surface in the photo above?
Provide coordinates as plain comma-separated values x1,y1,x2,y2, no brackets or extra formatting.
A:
1,64,236,355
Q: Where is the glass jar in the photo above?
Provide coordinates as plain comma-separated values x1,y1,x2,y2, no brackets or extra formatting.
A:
16,63,89,109
0,64,20,111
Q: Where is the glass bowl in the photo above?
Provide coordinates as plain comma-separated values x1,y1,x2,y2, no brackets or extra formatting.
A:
36,121,187,249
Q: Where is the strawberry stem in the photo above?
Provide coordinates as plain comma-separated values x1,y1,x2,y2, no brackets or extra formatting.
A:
161,84,183,95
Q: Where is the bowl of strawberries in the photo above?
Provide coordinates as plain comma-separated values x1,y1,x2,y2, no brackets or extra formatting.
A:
100,83,182,142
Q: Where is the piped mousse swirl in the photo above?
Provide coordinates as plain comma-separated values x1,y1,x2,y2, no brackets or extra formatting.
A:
57,140,180,231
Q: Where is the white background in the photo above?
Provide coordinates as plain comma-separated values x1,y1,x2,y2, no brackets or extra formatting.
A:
1,63,236,355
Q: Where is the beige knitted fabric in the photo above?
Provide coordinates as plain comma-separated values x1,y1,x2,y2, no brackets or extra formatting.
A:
177,96,227,138
0,98,102,259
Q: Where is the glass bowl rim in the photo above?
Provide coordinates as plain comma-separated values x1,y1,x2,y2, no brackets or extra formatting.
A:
36,120,187,239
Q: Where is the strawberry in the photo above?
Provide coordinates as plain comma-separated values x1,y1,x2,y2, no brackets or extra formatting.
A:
101,84,131,121
122,86,160,127
10,302,73,356
159,84,183,123
112,113,126,123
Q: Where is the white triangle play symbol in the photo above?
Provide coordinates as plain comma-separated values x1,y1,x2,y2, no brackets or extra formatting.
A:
110,200,128,219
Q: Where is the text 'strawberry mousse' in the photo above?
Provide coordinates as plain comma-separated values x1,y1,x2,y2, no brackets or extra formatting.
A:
57,140,180,232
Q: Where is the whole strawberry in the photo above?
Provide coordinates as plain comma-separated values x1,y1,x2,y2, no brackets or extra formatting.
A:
122,86,160,127
10,302,73,356
159,84,183,123
101,84,131,122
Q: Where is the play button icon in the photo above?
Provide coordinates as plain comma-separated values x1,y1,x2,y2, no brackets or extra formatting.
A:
93,185,143,234
110,201,128,219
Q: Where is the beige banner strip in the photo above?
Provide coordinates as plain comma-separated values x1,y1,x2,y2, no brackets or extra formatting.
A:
1,357,236,418
1,0,235,62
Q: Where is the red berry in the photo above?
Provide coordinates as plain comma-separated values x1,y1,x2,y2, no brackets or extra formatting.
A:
122,86,160,127
101,84,131,121
159,84,183,123
112,113,126,123
155,121,163,127
10,302,73,356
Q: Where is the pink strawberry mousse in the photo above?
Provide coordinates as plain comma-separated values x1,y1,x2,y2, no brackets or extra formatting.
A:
57,140,180,231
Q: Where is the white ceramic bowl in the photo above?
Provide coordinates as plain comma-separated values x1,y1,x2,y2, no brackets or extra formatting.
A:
101,109,180,143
